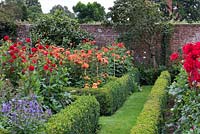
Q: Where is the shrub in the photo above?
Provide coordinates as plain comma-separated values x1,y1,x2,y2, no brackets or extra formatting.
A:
0,21,16,40
43,96,100,134
139,66,167,85
65,69,139,115
130,71,171,134
0,129,9,134
31,12,93,47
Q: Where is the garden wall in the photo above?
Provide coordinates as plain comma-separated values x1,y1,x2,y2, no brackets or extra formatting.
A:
170,24,200,52
80,24,200,53
80,24,200,64
15,23,200,63
80,24,119,48
15,23,200,50
16,23,32,39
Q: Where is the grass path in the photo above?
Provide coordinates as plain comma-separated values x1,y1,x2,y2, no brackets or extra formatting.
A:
98,86,152,134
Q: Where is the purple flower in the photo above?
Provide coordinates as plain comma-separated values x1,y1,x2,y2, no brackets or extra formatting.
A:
1,102,11,113
0,96,52,133
46,109,52,117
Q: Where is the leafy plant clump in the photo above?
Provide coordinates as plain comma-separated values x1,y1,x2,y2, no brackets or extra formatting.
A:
168,42,200,133
31,11,93,48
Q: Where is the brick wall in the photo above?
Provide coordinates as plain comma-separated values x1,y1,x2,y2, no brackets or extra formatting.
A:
81,24,200,52
170,24,200,52
16,24,32,39
16,24,120,47
80,24,119,47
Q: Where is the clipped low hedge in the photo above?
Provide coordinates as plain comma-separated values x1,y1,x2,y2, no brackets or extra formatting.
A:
131,71,171,134
42,96,100,134
65,68,139,116
0,129,9,134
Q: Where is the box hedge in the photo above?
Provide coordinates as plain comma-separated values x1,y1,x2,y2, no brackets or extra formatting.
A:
65,68,140,115
130,71,171,134
0,129,9,134
41,96,100,134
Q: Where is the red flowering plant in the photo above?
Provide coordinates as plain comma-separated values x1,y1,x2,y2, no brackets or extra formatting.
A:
1,36,133,92
66,40,133,88
170,52,179,61
65,40,107,88
182,42,200,91
103,42,133,77
170,42,200,93
168,42,200,133
0,36,72,113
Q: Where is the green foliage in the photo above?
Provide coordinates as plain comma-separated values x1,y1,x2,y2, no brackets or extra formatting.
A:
0,129,9,134
160,23,174,66
139,66,167,85
50,5,75,19
0,21,16,39
65,70,139,115
1,0,28,21
43,96,100,134
153,0,200,22
31,12,93,47
168,64,181,82
0,77,15,104
73,1,106,23
24,0,43,21
107,0,163,67
0,0,42,22
131,71,171,134
168,68,200,133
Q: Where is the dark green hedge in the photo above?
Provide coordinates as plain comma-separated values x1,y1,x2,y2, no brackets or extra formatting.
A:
65,69,139,115
0,21,16,39
130,71,171,134
42,96,100,134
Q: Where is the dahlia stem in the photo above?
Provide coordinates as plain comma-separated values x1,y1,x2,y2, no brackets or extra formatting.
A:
96,62,99,77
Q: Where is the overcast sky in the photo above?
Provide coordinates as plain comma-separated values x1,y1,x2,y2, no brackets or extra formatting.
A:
39,0,115,13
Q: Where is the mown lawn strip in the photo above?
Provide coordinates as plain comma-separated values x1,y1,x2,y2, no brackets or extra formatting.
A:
98,86,152,134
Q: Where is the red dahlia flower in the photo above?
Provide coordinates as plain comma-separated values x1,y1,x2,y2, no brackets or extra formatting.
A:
82,63,89,69
26,38,31,43
117,43,125,48
182,43,193,55
43,64,49,71
31,48,37,53
38,45,44,49
29,65,35,71
3,35,9,41
170,52,179,61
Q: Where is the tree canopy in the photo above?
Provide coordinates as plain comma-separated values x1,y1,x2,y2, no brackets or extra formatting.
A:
0,0,42,22
153,0,200,22
0,0,28,21
107,0,162,67
25,0,43,21
73,1,106,23
50,5,75,19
